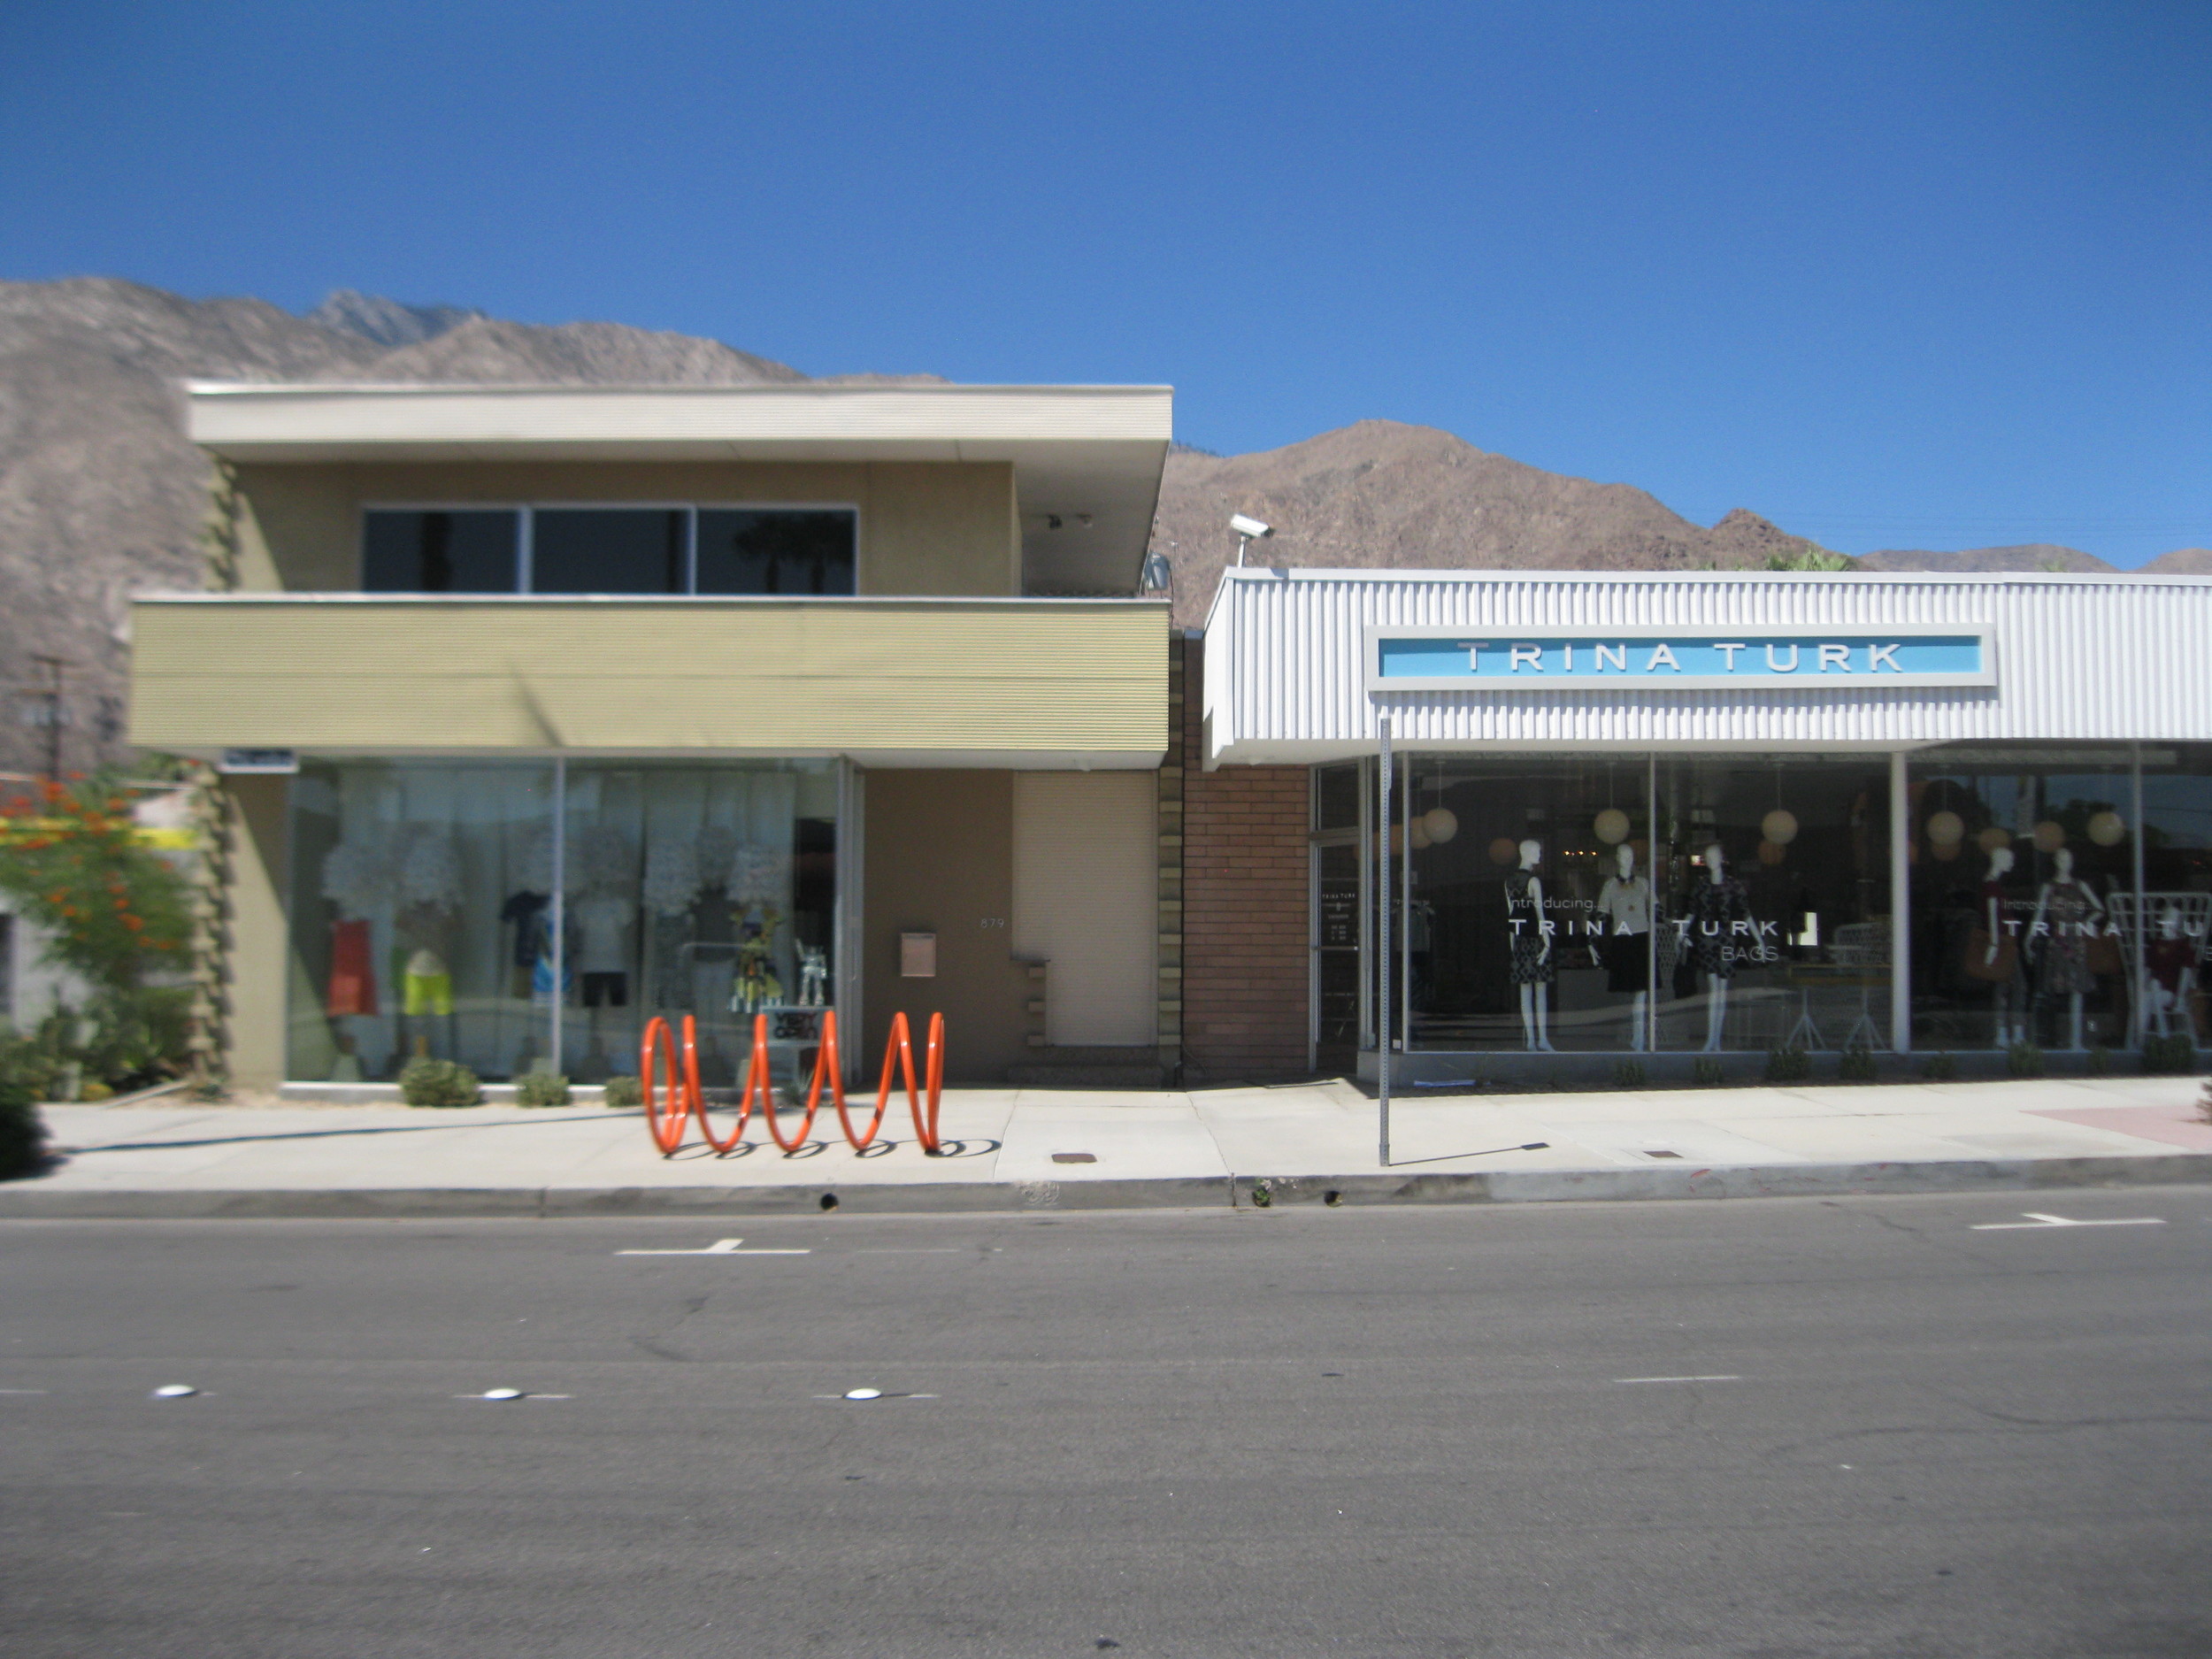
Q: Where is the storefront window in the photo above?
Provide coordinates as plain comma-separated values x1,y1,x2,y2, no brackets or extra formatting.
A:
1651,757,1892,1054
1382,753,1890,1054
1399,757,1655,1052
560,761,839,1086
2138,745,2212,1048
287,759,839,1084
1909,746,2211,1051
287,760,554,1083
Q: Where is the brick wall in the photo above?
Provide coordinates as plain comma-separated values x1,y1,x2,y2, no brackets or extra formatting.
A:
1179,637,1312,1082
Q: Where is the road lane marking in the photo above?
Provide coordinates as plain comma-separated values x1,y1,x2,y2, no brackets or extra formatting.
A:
617,1238,810,1256
1615,1375,1741,1384
1970,1212,2165,1231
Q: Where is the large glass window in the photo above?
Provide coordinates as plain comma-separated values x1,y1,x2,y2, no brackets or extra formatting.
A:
286,761,554,1084
1398,757,1655,1053
696,509,857,595
1908,746,2212,1051
529,509,687,595
559,761,839,1087
1651,757,1893,1055
359,506,857,595
362,510,519,592
1379,753,1890,1054
286,759,839,1085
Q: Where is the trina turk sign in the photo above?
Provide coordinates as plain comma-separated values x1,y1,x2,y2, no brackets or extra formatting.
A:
1366,626,1993,691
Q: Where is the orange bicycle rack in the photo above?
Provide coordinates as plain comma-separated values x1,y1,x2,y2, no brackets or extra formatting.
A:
638,1010,944,1157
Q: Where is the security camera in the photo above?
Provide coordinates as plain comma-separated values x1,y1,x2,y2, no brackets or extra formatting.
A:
1229,513,1272,540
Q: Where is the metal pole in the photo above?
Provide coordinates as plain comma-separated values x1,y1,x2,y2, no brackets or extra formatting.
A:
1377,710,1392,1166
1889,750,1911,1053
549,755,566,1074
1646,752,1658,1055
2131,745,2147,1048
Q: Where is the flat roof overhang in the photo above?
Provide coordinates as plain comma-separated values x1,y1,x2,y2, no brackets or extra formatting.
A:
187,381,1173,595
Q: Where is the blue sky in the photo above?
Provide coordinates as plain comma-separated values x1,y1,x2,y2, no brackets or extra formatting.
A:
4,1,2206,562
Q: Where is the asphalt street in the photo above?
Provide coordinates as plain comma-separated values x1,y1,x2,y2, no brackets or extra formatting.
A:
4,1188,2208,1659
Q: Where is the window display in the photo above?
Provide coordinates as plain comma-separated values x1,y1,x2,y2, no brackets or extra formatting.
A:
1910,746,2212,1051
288,759,839,1084
1384,754,1892,1053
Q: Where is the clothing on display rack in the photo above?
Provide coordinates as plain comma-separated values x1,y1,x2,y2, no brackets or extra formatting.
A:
326,918,378,1017
402,948,453,1016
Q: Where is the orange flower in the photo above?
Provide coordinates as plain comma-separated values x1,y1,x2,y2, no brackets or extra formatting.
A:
122,916,144,933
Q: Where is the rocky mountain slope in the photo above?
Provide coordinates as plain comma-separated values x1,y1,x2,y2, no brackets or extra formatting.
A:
0,277,809,774
0,276,2199,771
1152,420,1823,625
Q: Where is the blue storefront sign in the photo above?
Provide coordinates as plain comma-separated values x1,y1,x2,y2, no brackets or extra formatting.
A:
1365,627,1993,691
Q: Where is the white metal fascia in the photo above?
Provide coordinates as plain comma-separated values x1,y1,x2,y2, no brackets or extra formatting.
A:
186,381,1175,452
1201,568,2212,761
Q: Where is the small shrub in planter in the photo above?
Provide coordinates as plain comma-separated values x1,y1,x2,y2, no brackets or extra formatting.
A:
2140,1034,2195,1076
514,1071,572,1107
2087,1044,2113,1076
1837,1044,1878,1083
399,1056,481,1109
1919,1051,1959,1081
1692,1057,1726,1089
2006,1042,2045,1079
0,1056,50,1181
1764,1044,1811,1084
2197,1079,2212,1125
1611,1059,1647,1090
602,1073,643,1109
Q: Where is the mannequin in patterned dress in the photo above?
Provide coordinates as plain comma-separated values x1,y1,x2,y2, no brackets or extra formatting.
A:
1689,841,1753,1053
2028,846,2101,1050
1503,838,1555,1051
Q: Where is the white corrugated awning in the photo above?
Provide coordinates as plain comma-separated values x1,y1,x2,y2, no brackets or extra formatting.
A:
1200,568,2212,764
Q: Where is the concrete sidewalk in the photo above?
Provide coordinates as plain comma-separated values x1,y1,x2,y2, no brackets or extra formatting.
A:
5,1072,2209,1217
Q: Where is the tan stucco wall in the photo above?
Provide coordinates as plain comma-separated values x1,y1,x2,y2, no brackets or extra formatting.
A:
130,599,1169,759
228,460,1018,596
221,775,292,1091
861,771,1030,1082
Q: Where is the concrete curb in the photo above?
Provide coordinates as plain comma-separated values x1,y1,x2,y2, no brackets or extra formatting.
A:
0,1152,2206,1219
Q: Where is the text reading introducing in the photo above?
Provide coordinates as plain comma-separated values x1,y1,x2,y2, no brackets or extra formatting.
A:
1365,627,1993,692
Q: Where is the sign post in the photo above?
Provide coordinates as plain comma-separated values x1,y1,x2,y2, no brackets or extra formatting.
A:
1377,708,1392,1167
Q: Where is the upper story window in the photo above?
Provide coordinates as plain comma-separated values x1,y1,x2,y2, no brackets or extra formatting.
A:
363,510,520,592
361,505,858,595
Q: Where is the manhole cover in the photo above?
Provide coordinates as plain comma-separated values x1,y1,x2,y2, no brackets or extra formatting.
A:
1051,1152,1098,1164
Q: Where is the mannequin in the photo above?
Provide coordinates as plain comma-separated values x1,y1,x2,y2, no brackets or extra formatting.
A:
1688,841,1753,1053
2028,846,2101,1050
2143,906,2200,1041
1597,842,1652,1050
1503,838,1555,1051
1979,845,2029,1048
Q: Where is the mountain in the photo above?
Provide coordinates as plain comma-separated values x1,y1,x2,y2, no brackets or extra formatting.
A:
0,277,806,775
307,289,486,349
2140,548,2212,575
1855,544,2118,574
1150,419,1823,626
0,275,2201,771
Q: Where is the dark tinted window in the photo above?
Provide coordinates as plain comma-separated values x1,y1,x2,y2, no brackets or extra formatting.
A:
530,509,687,595
696,510,856,595
362,510,519,592
1315,763,1362,831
